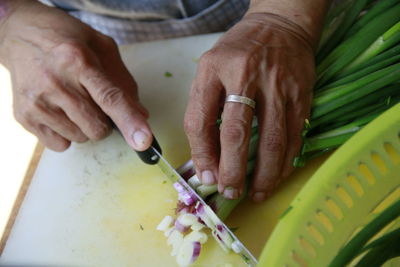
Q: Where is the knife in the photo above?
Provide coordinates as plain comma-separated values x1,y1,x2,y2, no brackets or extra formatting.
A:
136,139,258,267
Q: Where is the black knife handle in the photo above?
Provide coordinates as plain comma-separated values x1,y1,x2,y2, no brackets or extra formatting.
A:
135,136,162,165
111,121,162,165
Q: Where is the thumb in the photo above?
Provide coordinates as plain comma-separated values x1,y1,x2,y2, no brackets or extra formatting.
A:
80,67,153,151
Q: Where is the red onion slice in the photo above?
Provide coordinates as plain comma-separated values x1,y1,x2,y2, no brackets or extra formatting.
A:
174,220,189,233
191,241,201,263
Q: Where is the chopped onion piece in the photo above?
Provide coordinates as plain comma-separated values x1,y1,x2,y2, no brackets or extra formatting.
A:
231,241,243,253
211,230,230,253
204,205,222,225
177,213,198,226
157,215,174,232
190,222,205,231
168,230,184,257
195,203,214,228
215,226,233,249
173,182,186,193
174,220,189,233
164,227,175,237
178,191,196,206
185,231,208,244
176,240,201,266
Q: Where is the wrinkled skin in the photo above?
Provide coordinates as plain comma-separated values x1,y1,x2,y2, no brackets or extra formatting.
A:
184,13,316,202
0,0,152,151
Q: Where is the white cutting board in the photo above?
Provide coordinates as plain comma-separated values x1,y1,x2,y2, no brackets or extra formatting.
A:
1,33,327,266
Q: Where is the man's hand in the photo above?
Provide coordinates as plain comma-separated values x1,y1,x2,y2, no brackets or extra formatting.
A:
184,12,320,202
0,0,152,151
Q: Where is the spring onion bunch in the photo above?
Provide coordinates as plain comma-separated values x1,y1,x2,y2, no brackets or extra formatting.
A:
156,1,400,265
294,0,400,166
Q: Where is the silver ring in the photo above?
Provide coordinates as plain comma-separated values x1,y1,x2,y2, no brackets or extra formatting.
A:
225,94,256,109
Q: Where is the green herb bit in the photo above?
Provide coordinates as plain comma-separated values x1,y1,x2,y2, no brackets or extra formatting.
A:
164,71,173,77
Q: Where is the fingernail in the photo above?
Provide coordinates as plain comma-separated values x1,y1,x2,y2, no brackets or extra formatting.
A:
223,187,239,199
252,192,267,203
132,130,149,149
201,170,215,185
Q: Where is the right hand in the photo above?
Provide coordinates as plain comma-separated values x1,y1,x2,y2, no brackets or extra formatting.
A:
0,0,152,151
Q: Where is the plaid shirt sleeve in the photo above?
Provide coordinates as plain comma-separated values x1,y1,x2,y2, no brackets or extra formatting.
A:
54,0,250,44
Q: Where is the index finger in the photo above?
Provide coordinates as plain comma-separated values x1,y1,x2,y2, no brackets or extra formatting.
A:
80,67,152,151
184,62,223,186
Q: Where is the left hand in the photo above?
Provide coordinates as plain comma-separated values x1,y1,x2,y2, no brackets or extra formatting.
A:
184,12,316,202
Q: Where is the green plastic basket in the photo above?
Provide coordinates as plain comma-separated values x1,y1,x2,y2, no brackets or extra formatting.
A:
258,103,400,267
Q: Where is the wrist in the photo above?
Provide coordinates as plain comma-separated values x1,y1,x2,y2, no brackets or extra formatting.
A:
246,0,330,51
241,12,315,53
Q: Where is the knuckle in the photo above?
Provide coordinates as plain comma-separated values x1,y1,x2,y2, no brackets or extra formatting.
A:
221,119,247,145
199,50,216,65
37,69,60,90
262,133,284,152
97,86,125,107
37,125,71,152
233,49,253,67
191,147,216,167
259,124,285,153
184,112,209,137
100,35,118,49
55,42,89,67
198,49,220,71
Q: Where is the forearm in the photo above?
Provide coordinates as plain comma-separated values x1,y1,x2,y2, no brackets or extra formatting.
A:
246,0,331,49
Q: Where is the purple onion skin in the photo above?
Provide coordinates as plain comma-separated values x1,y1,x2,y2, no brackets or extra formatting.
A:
191,242,201,263
216,224,224,233
174,220,189,233
196,203,205,214
187,190,198,202
173,182,185,193
181,192,196,206
215,232,223,242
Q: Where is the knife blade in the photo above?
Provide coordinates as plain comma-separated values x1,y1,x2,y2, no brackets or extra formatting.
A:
150,146,258,267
